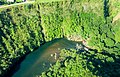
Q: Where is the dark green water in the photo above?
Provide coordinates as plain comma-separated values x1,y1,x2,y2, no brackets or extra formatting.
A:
12,38,80,77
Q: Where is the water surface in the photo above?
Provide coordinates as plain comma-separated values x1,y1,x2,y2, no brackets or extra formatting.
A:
12,38,80,77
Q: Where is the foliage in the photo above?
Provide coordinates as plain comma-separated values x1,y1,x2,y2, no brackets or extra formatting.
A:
0,3,45,76
104,38,114,47
40,2,64,41
41,49,120,77
0,0,120,76
40,0,120,77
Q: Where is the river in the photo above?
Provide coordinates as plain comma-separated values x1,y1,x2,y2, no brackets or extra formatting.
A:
12,38,81,77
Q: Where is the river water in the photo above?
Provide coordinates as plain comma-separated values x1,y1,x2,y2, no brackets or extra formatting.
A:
12,38,81,77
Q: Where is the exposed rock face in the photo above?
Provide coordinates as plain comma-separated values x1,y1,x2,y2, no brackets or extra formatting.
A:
67,35,82,42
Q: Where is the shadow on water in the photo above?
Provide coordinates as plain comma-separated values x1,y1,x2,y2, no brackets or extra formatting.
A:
11,38,81,77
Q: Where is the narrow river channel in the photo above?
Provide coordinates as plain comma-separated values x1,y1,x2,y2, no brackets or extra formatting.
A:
12,38,81,77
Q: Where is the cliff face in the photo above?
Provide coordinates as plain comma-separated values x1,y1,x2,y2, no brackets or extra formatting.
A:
0,0,120,76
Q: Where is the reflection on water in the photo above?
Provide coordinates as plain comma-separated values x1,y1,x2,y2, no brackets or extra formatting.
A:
12,38,81,77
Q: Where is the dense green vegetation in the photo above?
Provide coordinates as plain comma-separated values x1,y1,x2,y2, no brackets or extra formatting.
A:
39,0,120,77
0,0,120,77
39,0,120,55
40,2,64,41
0,3,45,76
41,48,120,77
